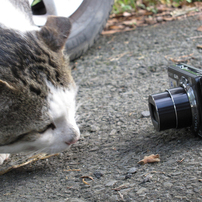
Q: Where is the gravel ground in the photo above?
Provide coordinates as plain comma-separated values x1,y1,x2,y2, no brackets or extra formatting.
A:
1,16,202,202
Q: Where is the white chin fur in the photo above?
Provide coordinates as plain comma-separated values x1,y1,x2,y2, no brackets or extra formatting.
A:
45,81,80,151
0,81,80,154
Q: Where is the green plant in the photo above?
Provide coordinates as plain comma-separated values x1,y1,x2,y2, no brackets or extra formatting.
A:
113,0,136,14
31,0,42,6
112,0,202,14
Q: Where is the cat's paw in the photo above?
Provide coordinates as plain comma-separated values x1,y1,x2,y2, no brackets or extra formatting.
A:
0,154,10,165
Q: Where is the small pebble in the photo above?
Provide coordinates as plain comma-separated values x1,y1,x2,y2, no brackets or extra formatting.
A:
68,198,87,202
105,180,117,187
94,171,103,179
115,175,126,180
194,188,199,193
139,68,147,75
136,187,147,195
140,174,152,184
156,16,163,22
141,111,150,117
127,167,137,174
109,195,119,201
163,182,173,188
125,173,132,179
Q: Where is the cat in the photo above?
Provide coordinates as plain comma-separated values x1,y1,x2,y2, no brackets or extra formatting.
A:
0,0,80,165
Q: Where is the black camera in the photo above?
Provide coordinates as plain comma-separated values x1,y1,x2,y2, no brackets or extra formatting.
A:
148,63,202,136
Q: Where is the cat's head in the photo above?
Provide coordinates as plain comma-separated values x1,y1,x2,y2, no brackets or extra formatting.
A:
0,16,80,154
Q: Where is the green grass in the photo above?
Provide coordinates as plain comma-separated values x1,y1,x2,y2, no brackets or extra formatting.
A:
112,0,201,14
113,0,136,14
31,0,42,6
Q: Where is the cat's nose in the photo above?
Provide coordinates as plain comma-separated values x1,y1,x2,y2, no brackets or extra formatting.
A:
65,127,80,145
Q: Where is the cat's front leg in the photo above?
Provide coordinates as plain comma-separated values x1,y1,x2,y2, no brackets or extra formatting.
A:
0,154,10,165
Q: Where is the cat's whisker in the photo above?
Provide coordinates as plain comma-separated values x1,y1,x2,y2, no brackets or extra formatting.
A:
75,100,86,112
75,114,80,121
75,100,86,122
75,100,89,122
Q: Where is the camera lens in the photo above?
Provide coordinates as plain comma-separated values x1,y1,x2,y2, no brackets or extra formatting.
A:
148,87,192,131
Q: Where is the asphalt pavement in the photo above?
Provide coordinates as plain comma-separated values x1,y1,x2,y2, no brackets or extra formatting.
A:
1,15,202,202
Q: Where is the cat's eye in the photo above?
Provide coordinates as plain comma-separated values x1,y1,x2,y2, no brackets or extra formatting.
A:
38,123,56,133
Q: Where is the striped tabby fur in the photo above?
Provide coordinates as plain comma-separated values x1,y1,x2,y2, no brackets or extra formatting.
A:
0,0,80,164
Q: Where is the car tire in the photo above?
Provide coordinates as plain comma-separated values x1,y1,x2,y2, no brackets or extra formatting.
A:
66,0,114,60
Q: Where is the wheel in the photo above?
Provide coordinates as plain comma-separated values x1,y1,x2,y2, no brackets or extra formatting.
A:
66,0,114,60
30,0,114,60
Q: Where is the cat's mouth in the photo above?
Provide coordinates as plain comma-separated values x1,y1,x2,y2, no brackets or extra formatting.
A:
65,139,77,145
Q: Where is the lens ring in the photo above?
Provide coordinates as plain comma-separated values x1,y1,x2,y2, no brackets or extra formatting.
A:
148,95,161,130
186,85,199,133
148,91,177,131
148,87,192,131
166,89,178,128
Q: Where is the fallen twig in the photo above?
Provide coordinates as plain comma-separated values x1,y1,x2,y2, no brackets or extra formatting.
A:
187,35,202,40
177,158,184,163
112,185,129,191
165,53,194,63
63,169,81,172
0,153,58,175
118,191,124,201
81,176,94,185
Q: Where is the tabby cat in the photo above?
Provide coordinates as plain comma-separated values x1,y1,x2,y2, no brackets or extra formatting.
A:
0,0,80,164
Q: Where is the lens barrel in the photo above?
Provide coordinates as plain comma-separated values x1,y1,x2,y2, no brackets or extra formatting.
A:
148,87,192,131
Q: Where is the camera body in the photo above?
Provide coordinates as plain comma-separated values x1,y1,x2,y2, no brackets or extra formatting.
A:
148,63,202,136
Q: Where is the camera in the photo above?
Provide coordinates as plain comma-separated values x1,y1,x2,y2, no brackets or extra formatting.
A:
148,63,202,136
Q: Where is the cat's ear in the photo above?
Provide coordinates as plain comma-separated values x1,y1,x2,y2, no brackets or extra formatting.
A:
39,16,71,52
0,80,15,93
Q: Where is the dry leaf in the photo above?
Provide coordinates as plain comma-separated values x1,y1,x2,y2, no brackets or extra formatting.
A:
138,154,160,165
122,19,137,26
102,4,201,35
197,25,202,32
163,17,174,21
109,25,125,30
123,12,132,17
171,7,196,17
197,44,202,49
102,29,123,35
